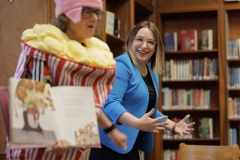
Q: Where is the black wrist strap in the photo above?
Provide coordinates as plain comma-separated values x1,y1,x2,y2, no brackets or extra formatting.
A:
104,123,116,133
172,123,177,134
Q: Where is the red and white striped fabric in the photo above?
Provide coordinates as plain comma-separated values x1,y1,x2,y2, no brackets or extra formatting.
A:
14,41,116,114
7,41,116,160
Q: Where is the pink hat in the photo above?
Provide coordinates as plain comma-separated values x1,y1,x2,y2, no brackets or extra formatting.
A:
55,0,103,23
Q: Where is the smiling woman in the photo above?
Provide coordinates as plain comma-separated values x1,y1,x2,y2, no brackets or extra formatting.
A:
7,0,127,160
89,21,195,160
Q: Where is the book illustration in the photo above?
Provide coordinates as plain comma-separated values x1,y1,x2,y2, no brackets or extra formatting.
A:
198,117,213,138
180,29,197,51
9,77,101,148
75,122,100,145
198,118,209,138
14,79,54,133
184,37,192,48
11,79,57,146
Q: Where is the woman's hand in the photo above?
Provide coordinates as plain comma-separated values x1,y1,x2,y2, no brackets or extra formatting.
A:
107,128,127,150
45,139,71,155
137,108,168,133
174,114,195,135
97,110,127,150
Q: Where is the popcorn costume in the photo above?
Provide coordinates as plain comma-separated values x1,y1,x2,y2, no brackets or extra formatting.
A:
6,0,116,159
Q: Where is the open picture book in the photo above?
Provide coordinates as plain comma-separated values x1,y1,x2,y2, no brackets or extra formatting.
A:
6,77,100,149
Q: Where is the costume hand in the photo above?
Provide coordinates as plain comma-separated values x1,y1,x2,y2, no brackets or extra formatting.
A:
174,114,195,136
108,128,127,150
45,139,71,155
138,108,168,133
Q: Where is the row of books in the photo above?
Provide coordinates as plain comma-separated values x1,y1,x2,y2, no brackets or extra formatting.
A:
162,88,211,110
162,58,218,81
163,149,179,160
106,11,120,37
228,97,240,118
228,67,240,89
163,129,193,139
164,29,213,52
228,127,239,146
226,39,240,59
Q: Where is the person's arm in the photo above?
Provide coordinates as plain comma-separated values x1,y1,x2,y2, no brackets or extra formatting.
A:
118,108,168,133
97,110,127,150
164,114,195,136
104,59,168,133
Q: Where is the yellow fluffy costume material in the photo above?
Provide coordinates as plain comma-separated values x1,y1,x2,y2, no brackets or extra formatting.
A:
21,24,115,68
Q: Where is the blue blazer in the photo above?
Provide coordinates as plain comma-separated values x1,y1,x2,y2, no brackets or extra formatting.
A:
99,52,166,154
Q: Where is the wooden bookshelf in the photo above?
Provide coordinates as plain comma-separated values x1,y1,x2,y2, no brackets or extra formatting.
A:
224,1,240,149
155,1,227,160
152,0,240,160
2,0,239,160
103,0,157,57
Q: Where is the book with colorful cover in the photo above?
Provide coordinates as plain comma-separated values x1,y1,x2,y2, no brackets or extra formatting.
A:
180,29,197,51
8,77,100,149
201,29,213,50
106,11,115,35
198,117,213,138
164,32,178,52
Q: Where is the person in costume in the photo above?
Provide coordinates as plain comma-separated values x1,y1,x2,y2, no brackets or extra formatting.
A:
6,0,127,159
89,21,195,160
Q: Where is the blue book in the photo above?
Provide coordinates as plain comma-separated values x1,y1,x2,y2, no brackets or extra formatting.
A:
212,59,218,79
106,11,115,35
164,32,177,51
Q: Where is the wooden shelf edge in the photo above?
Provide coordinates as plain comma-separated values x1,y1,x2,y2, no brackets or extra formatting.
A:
227,59,240,61
165,49,218,54
162,79,218,83
163,137,220,141
106,33,125,44
228,88,240,91
228,118,240,121
158,3,219,13
162,108,219,112
224,2,240,10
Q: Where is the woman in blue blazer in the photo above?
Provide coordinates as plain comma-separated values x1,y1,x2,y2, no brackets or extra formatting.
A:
89,21,195,160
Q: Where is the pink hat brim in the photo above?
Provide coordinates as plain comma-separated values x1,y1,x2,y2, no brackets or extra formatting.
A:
65,7,83,24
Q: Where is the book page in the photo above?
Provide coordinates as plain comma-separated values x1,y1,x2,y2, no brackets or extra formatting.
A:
9,78,60,149
50,86,100,147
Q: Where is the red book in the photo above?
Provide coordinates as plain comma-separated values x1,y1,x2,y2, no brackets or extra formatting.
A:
180,29,198,51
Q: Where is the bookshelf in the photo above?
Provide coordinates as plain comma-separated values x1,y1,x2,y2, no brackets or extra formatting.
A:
3,0,239,160
224,2,240,147
155,1,227,160
0,0,157,159
102,0,157,57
